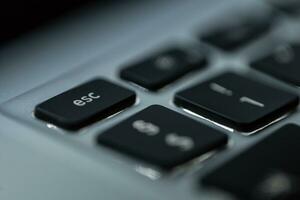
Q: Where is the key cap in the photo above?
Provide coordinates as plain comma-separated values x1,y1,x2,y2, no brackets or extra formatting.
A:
35,79,136,130
202,124,300,200
252,44,300,86
266,0,300,14
174,73,299,132
97,105,228,170
200,14,274,51
120,47,206,91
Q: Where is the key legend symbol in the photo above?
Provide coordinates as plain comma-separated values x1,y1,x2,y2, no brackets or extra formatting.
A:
97,105,228,169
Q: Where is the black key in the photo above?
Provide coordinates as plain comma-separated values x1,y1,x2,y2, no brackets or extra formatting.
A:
175,73,299,132
266,0,300,14
200,14,274,51
35,79,136,130
202,124,300,200
120,48,206,91
252,44,300,86
97,105,228,170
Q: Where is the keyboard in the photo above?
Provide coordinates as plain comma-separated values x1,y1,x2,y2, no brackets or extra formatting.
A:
1,1,300,200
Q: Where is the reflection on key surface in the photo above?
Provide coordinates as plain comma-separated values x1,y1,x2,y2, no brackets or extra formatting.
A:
175,73,299,132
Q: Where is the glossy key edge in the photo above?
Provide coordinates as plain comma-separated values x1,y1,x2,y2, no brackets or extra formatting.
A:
174,79,299,133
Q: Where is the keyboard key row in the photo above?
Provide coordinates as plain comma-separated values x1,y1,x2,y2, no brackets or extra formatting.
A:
33,71,299,171
120,43,300,95
119,13,276,91
35,72,299,133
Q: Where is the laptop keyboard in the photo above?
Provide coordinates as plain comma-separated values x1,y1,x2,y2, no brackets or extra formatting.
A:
2,1,300,200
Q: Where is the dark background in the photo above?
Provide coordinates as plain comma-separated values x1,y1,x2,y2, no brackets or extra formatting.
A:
0,0,116,43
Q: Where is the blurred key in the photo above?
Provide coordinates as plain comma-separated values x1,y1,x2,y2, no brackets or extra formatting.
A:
252,44,300,86
120,47,206,91
200,13,275,51
266,0,300,14
202,124,300,200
